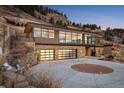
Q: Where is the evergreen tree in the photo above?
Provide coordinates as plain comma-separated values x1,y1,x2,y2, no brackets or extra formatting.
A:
72,22,76,26
49,17,54,24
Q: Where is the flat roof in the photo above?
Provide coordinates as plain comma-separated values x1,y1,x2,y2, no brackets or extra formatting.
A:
25,22,103,37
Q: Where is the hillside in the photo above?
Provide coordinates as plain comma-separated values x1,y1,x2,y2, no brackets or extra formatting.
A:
0,5,102,32
104,28,124,44
0,5,69,28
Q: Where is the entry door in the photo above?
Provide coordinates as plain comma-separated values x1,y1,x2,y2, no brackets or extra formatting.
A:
85,47,90,56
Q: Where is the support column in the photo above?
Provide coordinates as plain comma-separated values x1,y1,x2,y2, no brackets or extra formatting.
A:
77,47,85,58
55,49,59,60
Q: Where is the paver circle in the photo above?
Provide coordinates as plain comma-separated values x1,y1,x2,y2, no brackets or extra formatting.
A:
71,64,113,74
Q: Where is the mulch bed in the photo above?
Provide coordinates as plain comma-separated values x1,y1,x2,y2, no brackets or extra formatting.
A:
71,64,113,74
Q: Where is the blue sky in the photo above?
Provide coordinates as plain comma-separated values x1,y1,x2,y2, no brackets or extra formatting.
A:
47,5,124,30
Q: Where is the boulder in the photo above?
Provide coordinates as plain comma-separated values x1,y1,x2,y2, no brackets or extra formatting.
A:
3,71,26,82
3,71,27,87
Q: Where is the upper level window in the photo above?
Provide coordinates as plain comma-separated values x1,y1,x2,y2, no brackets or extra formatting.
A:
77,33,82,44
84,34,88,44
84,34,96,45
91,35,96,44
32,27,41,37
88,35,92,44
66,32,72,43
42,29,48,38
59,31,83,44
0,28,4,42
49,30,54,38
72,33,77,44
59,31,66,43
32,27,54,38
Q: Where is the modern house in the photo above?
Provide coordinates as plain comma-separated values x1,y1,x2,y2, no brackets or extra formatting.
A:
24,22,112,62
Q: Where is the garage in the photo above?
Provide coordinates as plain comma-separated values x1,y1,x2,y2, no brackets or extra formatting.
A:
38,49,55,61
58,49,77,59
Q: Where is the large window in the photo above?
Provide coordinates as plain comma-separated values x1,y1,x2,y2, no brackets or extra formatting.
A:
0,27,4,42
32,28,41,37
84,34,96,45
91,35,96,45
66,32,72,43
49,30,54,38
72,33,77,44
59,31,82,44
59,31,66,43
88,35,92,44
38,49,54,61
58,49,77,59
77,33,82,44
42,29,48,38
32,27,54,38
0,28,4,35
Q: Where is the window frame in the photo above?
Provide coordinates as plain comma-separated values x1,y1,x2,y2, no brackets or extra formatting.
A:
32,27,55,39
49,29,54,38
32,27,41,38
59,31,66,43
41,29,49,38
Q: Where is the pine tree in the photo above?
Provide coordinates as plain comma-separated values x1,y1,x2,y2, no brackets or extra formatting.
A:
49,17,54,24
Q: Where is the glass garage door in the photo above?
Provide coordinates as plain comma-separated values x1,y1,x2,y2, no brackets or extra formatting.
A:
58,49,77,59
39,50,54,61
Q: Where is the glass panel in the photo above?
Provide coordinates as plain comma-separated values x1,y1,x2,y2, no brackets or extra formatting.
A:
77,33,82,44
42,29,48,38
38,49,54,61
84,34,88,44
50,58,54,60
58,49,76,59
49,30,54,38
32,27,41,37
0,28,4,35
46,50,50,52
66,32,72,43
59,31,66,43
72,33,77,43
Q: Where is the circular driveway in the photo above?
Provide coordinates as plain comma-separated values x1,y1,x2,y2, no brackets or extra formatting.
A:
26,58,124,88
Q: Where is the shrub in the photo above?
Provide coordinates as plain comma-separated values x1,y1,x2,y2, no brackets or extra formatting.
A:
27,71,62,88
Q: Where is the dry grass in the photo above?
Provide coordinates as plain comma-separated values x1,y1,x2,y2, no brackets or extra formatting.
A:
19,52,37,70
27,71,62,88
6,46,37,73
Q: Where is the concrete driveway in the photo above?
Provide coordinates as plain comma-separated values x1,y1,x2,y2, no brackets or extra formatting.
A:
26,58,124,88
